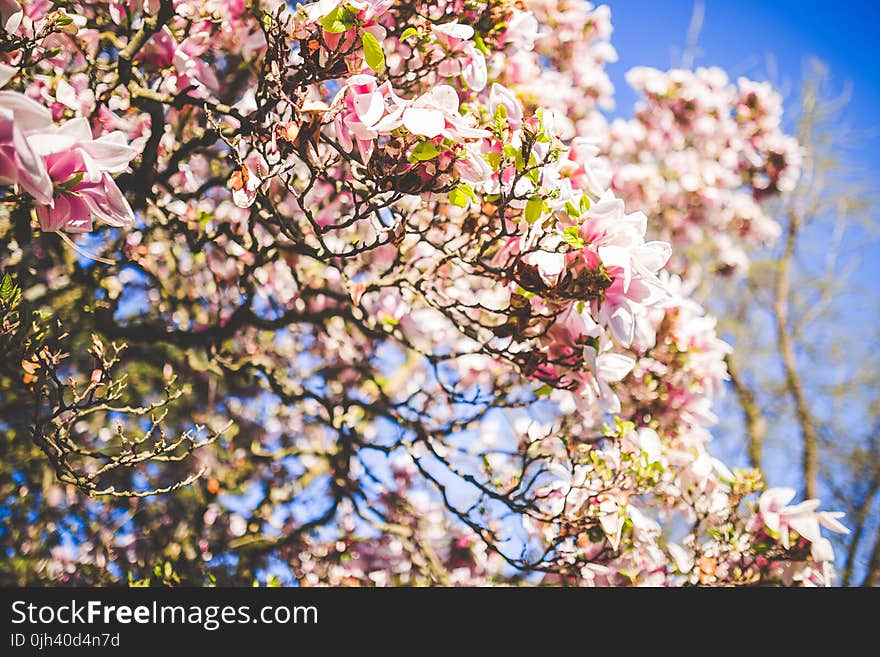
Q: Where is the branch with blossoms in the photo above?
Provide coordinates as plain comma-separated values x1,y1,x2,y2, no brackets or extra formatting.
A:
0,0,851,586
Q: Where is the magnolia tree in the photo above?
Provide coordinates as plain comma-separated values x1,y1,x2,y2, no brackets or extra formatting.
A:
0,0,850,586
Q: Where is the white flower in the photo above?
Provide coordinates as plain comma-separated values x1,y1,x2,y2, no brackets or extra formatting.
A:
758,487,850,549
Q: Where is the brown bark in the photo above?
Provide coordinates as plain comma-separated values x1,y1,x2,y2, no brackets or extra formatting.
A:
862,527,880,587
842,475,879,586
773,211,819,500
725,353,768,471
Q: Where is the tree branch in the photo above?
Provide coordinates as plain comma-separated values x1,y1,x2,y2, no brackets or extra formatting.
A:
725,353,767,471
773,210,819,499
842,473,879,586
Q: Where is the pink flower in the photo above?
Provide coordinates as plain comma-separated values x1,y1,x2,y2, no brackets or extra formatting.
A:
433,21,487,91
332,77,488,163
502,9,540,52
27,117,136,176
572,191,671,346
332,74,394,162
137,26,218,95
0,90,54,204
26,117,137,232
397,85,490,140
580,341,635,415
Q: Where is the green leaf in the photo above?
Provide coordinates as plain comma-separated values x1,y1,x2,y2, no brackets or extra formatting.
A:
473,33,490,57
483,151,502,171
320,6,356,33
524,196,543,224
361,31,385,74
449,187,468,207
399,27,420,42
0,273,16,304
533,384,554,396
410,141,440,162
564,200,580,218
459,183,477,203
562,226,585,249
449,184,476,208
579,195,591,214
534,108,550,143
493,103,508,136
57,172,84,191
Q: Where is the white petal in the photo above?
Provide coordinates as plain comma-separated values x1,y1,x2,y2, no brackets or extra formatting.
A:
370,104,405,133
402,107,444,138
525,250,565,285
811,538,835,562
80,133,138,173
759,487,796,515
635,241,672,273
785,499,821,515
420,85,459,113
817,511,850,535
595,353,635,382
433,21,474,40
0,90,52,130
0,63,15,88
353,90,385,127
606,303,634,347
668,543,694,573
787,515,822,544
598,244,632,291
763,511,781,534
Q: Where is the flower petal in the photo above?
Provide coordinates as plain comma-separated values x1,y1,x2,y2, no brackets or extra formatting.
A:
402,107,444,138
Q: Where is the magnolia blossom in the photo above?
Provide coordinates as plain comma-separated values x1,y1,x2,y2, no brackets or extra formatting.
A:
607,66,802,276
373,84,490,140
756,487,849,550
432,21,487,91
137,26,219,95
26,118,136,232
332,76,488,163
502,8,540,52
575,191,671,347
2,89,137,232
0,90,54,204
